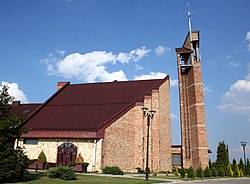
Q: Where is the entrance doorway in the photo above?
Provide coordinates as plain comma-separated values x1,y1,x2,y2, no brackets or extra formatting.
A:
57,142,77,166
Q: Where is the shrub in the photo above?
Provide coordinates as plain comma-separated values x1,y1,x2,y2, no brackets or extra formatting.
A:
135,167,145,174
180,167,186,178
75,153,84,163
0,149,30,183
102,166,124,175
234,164,240,177
187,167,196,178
196,167,204,178
226,164,233,177
37,150,47,163
211,167,218,177
152,171,157,176
217,167,225,177
174,167,179,176
48,166,76,180
204,166,212,177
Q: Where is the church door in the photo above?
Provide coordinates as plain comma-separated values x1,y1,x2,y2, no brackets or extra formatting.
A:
57,143,77,166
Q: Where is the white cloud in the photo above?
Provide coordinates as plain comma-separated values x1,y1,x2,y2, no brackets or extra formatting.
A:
134,72,167,80
228,61,240,67
135,64,143,71
203,84,212,94
170,78,178,87
218,66,250,121
246,30,250,51
0,81,29,103
43,47,150,83
116,46,150,64
171,113,179,123
155,45,171,56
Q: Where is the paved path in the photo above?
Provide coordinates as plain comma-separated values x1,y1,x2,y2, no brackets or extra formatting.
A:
172,178,250,184
84,173,250,184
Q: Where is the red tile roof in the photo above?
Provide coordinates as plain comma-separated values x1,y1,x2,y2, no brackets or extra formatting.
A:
21,77,169,138
12,103,41,116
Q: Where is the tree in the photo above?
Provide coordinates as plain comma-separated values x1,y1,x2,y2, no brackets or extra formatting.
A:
180,167,186,178
211,167,218,177
204,166,212,177
238,158,245,175
187,167,196,178
231,159,237,173
247,158,250,176
215,141,229,172
226,164,233,177
234,164,240,177
0,85,29,183
209,159,212,169
196,167,204,178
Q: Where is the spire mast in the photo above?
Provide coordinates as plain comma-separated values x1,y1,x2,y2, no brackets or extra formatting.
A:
188,10,192,42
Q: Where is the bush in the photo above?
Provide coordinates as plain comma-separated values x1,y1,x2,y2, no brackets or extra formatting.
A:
48,166,76,180
196,167,204,178
152,171,157,176
234,164,240,177
226,164,233,177
0,149,30,183
174,167,179,176
211,167,218,177
75,153,84,163
217,167,225,177
204,166,212,177
102,166,124,175
180,167,186,178
135,167,145,174
187,167,196,178
37,150,47,163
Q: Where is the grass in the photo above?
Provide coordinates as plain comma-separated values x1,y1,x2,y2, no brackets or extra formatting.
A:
17,172,169,184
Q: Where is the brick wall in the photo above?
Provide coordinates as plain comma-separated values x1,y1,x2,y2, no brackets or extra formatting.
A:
102,79,172,172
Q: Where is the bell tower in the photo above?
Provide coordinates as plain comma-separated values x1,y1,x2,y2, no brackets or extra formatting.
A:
175,30,208,169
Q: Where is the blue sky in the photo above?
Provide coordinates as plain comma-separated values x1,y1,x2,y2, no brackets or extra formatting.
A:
1,0,250,162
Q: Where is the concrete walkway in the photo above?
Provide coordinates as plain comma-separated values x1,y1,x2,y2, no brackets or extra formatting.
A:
83,173,250,184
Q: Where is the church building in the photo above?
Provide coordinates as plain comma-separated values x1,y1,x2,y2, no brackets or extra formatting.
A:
13,30,208,172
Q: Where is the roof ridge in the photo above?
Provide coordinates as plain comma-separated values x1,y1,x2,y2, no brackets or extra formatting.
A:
68,78,163,86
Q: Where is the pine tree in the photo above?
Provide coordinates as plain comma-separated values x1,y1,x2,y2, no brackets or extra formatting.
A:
215,141,229,172
226,164,233,177
204,166,212,177
196,167,204,178
180,167,186,178
209,159,212,169
217,167,225,177
0,85,29,183
38,150,47,163
247,158,250,176
211,167,218,177
234,164,240,177
231,159,237,174
238,158,245,175
187,167,196,178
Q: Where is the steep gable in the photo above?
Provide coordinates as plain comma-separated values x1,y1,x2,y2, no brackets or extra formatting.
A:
21,77,169,138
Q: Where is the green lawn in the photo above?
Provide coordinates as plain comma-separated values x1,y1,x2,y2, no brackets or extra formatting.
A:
17,172,169,184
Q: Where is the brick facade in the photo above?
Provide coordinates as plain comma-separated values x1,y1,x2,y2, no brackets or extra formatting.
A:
102,79,171,172
176,31,208,169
